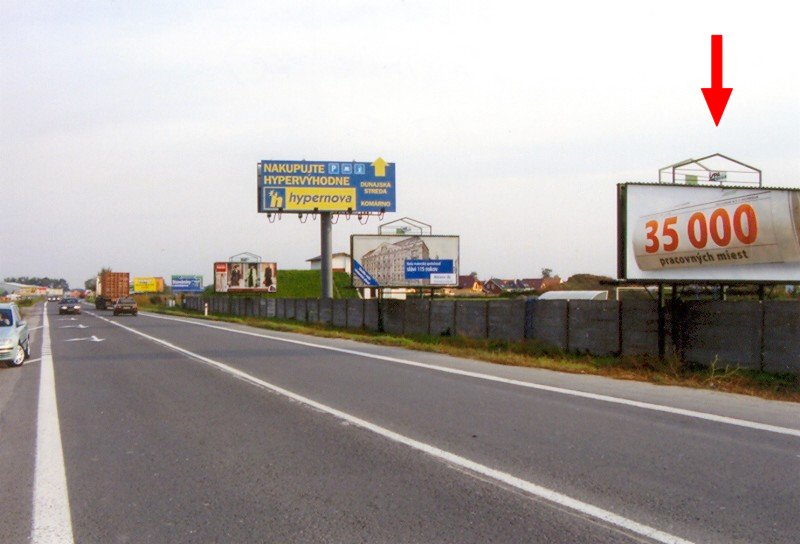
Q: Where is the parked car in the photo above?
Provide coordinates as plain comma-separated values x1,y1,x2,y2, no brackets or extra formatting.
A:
113,297,138,316
0,302,30,367
59,297,82,315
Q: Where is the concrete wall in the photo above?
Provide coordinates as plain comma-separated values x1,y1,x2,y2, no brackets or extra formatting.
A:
404,299,430,336
488,300,525,342
762,301,800,374
527,300,569,350
346,299,364,329
568,300,620,356
332,299,348,328
364,299,380,331
430,300,456,336
681,301,762,369
182,296,800,375
455,301,487,338
382,299,405,336
318,298,333,325
620,300,659,356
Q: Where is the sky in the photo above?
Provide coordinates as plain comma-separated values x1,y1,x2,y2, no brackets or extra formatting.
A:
2,1,798,290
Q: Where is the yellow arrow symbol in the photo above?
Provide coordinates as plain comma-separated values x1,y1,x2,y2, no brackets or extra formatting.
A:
372,157,388,177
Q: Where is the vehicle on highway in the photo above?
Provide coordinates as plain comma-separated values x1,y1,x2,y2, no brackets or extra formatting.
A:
59,297,82,315
0,302,30,367
113,297,138,316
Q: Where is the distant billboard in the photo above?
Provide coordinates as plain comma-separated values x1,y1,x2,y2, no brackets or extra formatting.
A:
257,158,396,213
133,277,164,293
618,183,800,282
171,275,204,293
214,262,277,293
351,235,459,288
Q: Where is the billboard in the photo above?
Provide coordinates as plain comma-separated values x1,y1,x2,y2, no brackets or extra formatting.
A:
133,277,164,293
214,262,277,293
257,158,396,213
351,235,460,288
171,275,204,293
619,183,800,282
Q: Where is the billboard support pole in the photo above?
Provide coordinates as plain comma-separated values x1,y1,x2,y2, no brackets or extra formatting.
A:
321,212,333,299
657,284,666,359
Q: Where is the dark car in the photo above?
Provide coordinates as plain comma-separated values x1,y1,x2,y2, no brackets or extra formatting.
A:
59,298,82,315
113,297,138,316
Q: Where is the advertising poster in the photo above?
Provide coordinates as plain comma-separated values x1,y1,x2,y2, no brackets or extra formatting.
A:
257,158,396,214
620,183,800,282
132,277,163,293
214,262,277,293
171,275,204,293
351,235,459,288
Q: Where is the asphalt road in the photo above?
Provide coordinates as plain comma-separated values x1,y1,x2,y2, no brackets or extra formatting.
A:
1,302,798,543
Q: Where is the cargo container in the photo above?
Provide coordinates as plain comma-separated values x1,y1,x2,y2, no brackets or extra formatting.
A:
95,272,130,310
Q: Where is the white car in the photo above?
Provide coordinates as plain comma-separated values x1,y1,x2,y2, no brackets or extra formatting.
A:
0,303,30,367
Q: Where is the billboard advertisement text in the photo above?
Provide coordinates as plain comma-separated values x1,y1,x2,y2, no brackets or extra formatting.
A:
257,159,396,213
133,277,164,293
619,183,800,282
171,275,204,293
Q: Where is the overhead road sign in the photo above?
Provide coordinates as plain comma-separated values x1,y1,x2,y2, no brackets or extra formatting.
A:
257,158,396,214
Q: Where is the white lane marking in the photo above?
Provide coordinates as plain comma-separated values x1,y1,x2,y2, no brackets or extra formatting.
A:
141,312,800,439
93,312,693,544
29,326,44,331
64,335,104,343
32,304,75,543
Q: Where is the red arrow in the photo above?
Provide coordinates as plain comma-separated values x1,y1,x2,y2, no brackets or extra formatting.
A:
701,35,733,126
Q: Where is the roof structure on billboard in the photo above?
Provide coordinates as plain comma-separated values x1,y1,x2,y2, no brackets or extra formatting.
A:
378,217,432,235
658,153,762,187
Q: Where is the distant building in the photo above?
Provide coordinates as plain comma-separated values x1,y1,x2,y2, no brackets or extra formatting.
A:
458,275,484,292
306,252,351,274
362,237,430,286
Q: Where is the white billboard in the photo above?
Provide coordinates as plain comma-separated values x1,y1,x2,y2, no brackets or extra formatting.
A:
351,235,460,288
619,183,800,282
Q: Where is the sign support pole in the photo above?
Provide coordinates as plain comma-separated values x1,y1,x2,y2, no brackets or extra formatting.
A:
321,212,333,299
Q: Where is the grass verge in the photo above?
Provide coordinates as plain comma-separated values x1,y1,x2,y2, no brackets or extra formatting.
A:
147,306,800,403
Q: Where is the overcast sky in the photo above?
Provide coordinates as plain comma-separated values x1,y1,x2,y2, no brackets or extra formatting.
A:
2,1,798,289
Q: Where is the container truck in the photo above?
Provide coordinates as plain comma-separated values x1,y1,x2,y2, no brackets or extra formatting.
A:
95,272,130,310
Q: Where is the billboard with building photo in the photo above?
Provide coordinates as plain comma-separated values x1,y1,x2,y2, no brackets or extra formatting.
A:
618,183,800,282
351,235,459,288
214,262,277,293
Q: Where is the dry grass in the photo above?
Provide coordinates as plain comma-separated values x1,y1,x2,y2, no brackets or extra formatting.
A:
151,307,800,403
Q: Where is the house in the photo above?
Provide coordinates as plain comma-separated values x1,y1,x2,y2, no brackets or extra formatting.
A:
306,253,351,274
519,277,562,291
483,278,518,294
458,275,484,292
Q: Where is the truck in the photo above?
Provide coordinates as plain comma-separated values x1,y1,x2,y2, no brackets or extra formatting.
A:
95,272,130,310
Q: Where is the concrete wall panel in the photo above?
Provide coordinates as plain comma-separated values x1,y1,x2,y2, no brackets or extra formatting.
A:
568,300,619,356
763,301,800,373
404,299,430,336
430,300,456,336
488,300,525,342
332,299,348,328
681,301,761,369
346,299,365,329
455,300,488,339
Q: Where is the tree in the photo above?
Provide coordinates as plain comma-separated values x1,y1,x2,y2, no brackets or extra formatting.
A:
541,268,553,278
85,267,112,291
